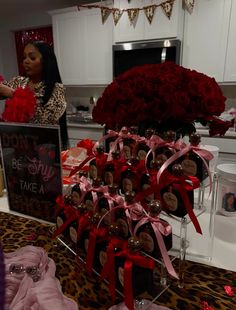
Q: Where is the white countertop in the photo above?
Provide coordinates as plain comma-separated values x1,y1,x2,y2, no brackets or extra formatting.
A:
67,121,104,129
197,127,236,138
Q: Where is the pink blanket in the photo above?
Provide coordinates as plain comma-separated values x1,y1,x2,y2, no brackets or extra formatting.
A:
4,245,78,310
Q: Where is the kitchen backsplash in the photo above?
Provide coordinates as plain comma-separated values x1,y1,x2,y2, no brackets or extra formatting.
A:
219,84,236,110
65,86,106,114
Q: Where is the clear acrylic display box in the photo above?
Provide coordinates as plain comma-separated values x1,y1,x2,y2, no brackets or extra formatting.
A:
56,233,176,310
160,176,217,288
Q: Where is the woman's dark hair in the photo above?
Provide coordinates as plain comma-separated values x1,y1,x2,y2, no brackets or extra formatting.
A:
26,40,68,149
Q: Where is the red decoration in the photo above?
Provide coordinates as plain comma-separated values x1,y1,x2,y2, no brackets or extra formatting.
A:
100,240,155,310
2,87,36,123
224,285,236,297
92,62,228,136
14,26,53,75
77,139,95,156
201,301,215,310
0,75,4,82
208,116,233,136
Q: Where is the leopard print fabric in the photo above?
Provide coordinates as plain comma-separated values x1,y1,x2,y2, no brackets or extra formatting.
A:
1,76,66,124
1,211,236,310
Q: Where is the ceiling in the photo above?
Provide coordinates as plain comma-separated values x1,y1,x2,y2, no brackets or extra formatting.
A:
0,0,96,21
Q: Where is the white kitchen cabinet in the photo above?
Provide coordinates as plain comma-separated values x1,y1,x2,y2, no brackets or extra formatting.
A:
113,0,144,43
224,0,236,82
144,0,184,41
113,0,184,43
182,0,231,82
52,8,83,85
51,7,113,85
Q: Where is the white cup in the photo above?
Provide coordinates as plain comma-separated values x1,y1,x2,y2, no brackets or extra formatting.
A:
216,163,236,216
200,144,219,174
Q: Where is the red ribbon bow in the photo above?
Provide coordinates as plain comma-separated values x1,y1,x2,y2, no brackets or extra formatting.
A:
53,203,78,239
53,195,91,240
85,226,109,275
134,212,178,280
159,172,202,234
116,246,155,310
101,240,155,310
157,144,213,193
100,237,127,301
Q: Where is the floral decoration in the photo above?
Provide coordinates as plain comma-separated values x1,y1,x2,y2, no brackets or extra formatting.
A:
93,62,231,136
1,87,36,123
77,139,95,156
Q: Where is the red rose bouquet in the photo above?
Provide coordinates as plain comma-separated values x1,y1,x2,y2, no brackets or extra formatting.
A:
2,87,36,123
93,62,231,136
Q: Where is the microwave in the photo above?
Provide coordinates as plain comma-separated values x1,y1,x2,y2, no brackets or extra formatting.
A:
112,39,181,78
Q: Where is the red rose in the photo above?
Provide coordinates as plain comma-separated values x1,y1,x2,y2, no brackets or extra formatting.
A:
209,117,233,136
92,62,227,135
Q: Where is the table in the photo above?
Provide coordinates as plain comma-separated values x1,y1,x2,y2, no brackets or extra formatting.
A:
1,211,235,310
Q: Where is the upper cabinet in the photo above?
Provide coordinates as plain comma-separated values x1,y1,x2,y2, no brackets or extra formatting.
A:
182,0,233,83
51,1,236,85
224,0,236,82
113,0,144,43
113,0,184,43
51,7,113,85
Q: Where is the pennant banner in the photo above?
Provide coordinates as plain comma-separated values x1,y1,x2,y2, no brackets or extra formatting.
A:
101,8,111,24
183,0,195,14
144,5,156,24
78,0,195,27
127,8,139,25
112,9,123,26
161,1,174,19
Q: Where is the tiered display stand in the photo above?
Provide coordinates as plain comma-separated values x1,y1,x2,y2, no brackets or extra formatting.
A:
56,178,217,309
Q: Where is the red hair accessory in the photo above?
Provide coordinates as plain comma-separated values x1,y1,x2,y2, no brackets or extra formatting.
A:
2,87,36,123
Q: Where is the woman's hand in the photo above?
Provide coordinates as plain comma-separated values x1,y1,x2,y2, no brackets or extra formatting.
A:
0,84,14,98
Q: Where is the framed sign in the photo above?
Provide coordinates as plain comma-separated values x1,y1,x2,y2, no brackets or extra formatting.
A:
0,122,62,222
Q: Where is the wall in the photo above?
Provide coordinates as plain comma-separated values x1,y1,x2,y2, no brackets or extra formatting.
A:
65,86,106,114
0,12,51,79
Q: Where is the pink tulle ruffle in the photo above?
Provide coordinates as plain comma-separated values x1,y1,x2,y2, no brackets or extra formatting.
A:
4,245,78,310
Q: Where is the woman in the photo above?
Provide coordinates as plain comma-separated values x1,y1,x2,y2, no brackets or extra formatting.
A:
0,41,68,149
223,192,236,212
